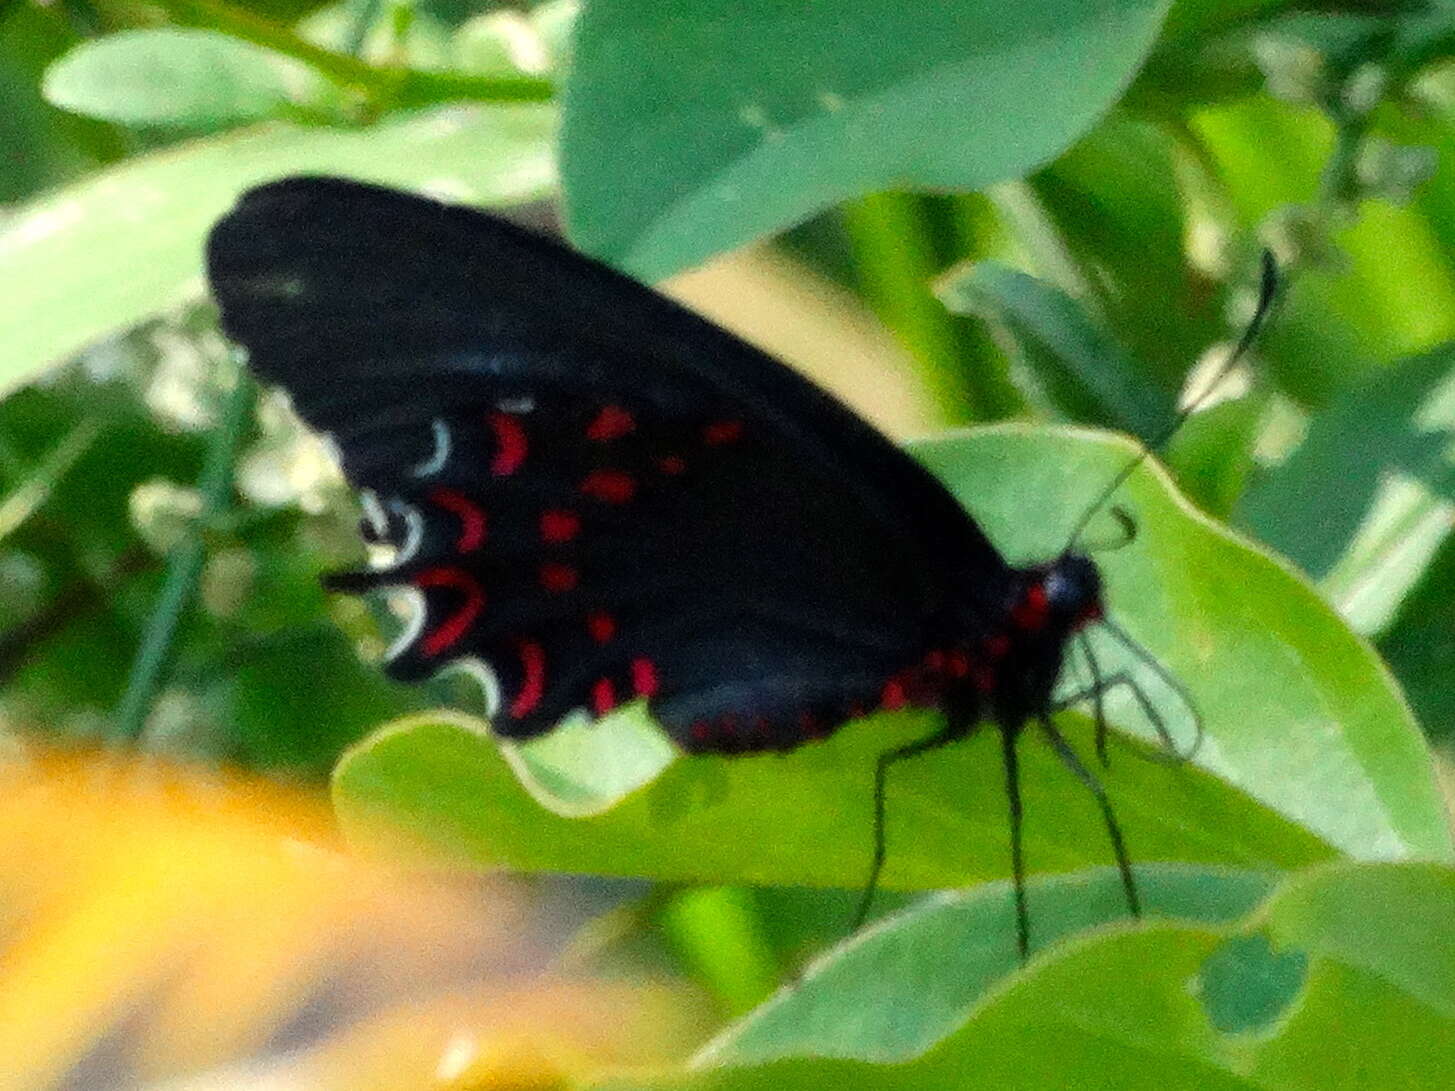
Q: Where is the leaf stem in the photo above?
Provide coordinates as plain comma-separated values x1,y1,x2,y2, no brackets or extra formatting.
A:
132,0,555,108
111,366,253,746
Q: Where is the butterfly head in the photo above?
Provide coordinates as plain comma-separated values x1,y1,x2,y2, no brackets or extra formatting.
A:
1041,552,1104,632
1006,553,1104,641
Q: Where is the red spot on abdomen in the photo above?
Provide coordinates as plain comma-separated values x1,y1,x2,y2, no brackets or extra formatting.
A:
510,640,546,718
879,679,907,710
414,567,485,657
580,469,636,504
539,509,580,544
586,405,635,441
488,411,527,476
427,487,486,553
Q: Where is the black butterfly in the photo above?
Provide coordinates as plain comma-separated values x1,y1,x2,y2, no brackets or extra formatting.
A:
207,177,1267,957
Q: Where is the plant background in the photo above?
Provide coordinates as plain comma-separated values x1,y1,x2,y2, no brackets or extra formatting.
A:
0,0,1453,1086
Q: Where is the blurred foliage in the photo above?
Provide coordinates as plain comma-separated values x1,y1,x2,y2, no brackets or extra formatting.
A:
2,0,1455,1085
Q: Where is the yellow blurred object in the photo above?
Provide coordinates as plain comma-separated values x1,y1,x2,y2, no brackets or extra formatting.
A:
0,751,700,1090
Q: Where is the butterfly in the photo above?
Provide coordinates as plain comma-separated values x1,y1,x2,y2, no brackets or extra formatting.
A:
207,176,1271,957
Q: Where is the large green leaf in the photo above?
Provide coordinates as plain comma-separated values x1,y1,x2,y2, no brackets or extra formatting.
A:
332,426,1449,894
700,865,1279,1065
560,0,1171,279
589,863,1455,1089
0,105,555,397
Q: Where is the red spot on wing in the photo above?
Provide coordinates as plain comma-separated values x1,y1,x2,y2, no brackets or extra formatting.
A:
657,454,687,476
631,657,659,698
539,563,579,593
427,487,487,553
539,509,580,544
510,640,546,718
579,469,636,504
703,419,744,445
985,634,1011,660
591,677,616,715
880,679,907,711
947,651,970,679
586,405,635,441
488,412,527,476
586,611,616,645
414,567,485,657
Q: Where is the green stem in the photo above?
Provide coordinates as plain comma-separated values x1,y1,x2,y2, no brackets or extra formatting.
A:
0,416,103,544
841,192,973,424
111,369,254,746
138,0,555,108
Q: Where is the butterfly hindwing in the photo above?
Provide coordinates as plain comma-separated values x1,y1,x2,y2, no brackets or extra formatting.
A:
206,177,1010,749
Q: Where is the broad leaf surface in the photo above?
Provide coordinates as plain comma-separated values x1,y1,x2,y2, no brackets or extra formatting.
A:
700,865,1279,1065
561,0,1170,278
588,863,1455,1089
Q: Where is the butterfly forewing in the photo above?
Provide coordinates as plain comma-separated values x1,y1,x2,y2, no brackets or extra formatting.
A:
206,177,1008,749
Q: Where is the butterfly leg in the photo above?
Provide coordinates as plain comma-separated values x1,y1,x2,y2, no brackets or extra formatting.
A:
1038,715,1141,924
999,722,1030,960
1075,633,1111,767
1053,666,1182,765
848,723,968,936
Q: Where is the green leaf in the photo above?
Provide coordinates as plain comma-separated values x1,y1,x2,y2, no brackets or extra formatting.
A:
936,261,1173,438
1026,114,1221,377
560,0,1171,279
43,29,324,130
700,865,1279,1065
1238,343,1455,633
1378,535,1455,745
332,427,1449,893
586,863,1455,1089
1163,394,1269,521
0,105,554,397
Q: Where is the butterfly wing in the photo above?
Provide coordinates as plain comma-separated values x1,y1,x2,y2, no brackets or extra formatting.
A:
206,177,1010,751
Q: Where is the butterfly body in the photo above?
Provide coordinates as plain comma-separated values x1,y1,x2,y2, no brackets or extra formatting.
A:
207,176,1131,955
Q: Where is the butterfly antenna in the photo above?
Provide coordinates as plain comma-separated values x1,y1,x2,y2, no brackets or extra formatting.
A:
1067,250,1280,550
